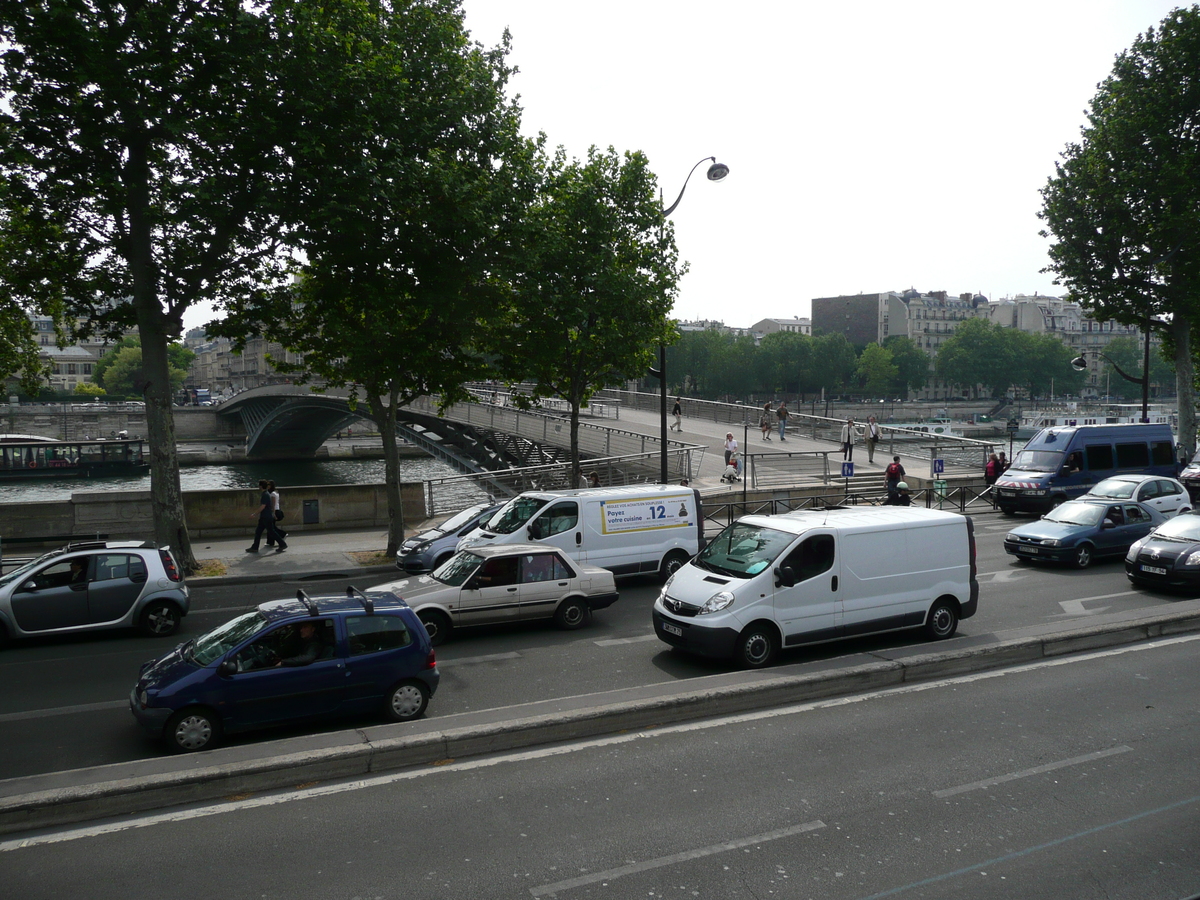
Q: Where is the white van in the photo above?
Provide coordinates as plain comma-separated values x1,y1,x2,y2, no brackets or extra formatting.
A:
652,507,978,668
457,484,705,579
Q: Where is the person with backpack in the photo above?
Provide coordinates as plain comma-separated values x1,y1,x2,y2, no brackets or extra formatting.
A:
884,456,905,501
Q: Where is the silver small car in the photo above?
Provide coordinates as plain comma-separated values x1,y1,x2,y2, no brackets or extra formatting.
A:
372,543,618,645
0,540,189,645
397,502,502,574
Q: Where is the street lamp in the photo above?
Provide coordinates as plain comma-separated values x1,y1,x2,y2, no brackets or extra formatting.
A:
651,157,730,482
1071,350,1151,422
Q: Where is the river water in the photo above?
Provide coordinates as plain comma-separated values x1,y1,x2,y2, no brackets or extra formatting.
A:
0,457,463,504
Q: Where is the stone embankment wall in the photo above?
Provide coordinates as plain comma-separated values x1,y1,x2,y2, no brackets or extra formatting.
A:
1,482,425,546
1,406,241,442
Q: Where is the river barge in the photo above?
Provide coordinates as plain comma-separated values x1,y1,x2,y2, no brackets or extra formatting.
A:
0,435,149,480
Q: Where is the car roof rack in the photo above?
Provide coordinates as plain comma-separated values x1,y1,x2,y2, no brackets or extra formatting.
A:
63,540,108,552
295,589,320,616
346,586,374,615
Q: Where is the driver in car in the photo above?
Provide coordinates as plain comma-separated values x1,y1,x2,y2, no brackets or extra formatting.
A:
275,621,323,667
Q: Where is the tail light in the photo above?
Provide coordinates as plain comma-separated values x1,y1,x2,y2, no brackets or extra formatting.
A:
425,650,437,670
160,549,182,582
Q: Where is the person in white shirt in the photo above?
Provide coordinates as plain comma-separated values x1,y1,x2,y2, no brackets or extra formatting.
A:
724,433,738,466
865,416,882,463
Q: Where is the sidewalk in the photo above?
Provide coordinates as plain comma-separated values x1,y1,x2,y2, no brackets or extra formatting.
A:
193,526,398,585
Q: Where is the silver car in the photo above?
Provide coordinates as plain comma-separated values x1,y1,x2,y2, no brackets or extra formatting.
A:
0,540,189,645
397,502,502,574
372,543,618,645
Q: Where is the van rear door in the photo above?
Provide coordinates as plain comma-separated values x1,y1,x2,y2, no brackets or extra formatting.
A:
773,531,841,645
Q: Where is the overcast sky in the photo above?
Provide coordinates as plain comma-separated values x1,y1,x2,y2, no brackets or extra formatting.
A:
456,0,1185,330
175,2,1186,334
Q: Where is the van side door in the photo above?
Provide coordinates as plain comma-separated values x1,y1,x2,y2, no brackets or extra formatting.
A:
528,501,581,557
773,532,841,646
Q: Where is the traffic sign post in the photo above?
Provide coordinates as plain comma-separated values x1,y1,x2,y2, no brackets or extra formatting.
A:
842,461,854,501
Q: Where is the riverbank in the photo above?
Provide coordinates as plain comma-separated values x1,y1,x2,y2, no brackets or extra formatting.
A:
174,436,421,464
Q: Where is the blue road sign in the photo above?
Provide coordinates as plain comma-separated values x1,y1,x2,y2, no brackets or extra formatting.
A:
841,461,855,478
933,458,945,474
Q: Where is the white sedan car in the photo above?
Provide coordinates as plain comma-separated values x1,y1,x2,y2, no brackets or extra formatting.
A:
370,543,618,646
1081,474,1191,518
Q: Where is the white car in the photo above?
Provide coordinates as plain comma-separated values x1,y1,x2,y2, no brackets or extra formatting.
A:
370,543,618,646
1081,474,1191,518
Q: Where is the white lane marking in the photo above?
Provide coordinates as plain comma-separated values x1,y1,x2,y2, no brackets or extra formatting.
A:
933,746,1132,798
3,633,1197,853
437,652,521,667
981,569,1029,583
0,700,127,723
529,820,826,897
594,634,659,646
1057,599,1111,616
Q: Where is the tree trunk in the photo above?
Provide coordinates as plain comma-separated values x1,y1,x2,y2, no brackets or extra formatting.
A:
1171,316,1196,458
370,388,405,556
569,395,582,488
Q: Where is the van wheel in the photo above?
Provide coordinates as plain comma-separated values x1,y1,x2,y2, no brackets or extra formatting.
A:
554,597,589,630
418,610,451,646
924,599,959,640
1050,496,1067,510
1073,543,1094,569
660,550,690,581
736,623,779,669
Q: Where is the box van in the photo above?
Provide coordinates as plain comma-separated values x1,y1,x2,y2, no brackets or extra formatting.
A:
995,423,1177,514
652,507,978,668
457,484,704,579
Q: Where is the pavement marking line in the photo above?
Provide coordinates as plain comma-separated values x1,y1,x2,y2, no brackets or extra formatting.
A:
594,635,659,646
528,820,826,897
857,792,1200,900
932,746,1133,798
436,651,521,667
0,700,127,723
4,633,1198,852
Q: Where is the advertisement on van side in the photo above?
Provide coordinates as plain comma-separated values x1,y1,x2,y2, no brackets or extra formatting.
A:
600,495,694,535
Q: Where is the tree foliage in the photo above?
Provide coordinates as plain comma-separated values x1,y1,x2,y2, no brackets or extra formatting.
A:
855,344,898,396
1040,5,1200,449
495,145,683,485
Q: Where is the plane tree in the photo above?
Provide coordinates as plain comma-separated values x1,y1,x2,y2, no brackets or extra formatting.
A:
1040,5,1200,453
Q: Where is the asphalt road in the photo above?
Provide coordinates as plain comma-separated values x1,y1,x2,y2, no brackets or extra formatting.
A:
3,631,1197,900
0,517,1194,779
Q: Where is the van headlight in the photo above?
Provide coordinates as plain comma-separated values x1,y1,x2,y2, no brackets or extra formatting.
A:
698,591,735,615
657,573,676,604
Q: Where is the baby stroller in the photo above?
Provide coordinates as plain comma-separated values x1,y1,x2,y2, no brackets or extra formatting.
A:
720,454,741,484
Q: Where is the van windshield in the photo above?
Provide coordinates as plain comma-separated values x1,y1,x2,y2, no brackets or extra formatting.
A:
1010,449,1064,473
693,522,796,578
486,497,549,535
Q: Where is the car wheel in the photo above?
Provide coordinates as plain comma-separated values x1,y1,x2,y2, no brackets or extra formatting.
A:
1073,543,1094,569
1180,507,1191,517
659,550,691,581
433,552,453,570
139,601,182,637
554,597,589,630
1000,507,1016,516
418,610,451,647
384,680,429,722
165,708,221,753
925,598,959,640
736,622,779,669
1050,496,1067,510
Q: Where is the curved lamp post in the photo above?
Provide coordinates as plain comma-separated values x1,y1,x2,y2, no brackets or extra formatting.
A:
650,157,730,482
1071,347,1151,423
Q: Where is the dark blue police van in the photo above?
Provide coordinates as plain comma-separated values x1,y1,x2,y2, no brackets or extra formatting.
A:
995,423,1177,514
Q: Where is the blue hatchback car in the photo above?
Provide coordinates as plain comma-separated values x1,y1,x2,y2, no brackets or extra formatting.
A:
130,587,438,753
1003,498,1164,569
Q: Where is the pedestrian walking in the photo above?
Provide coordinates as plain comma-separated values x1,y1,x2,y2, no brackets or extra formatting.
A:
884,455,906,501
985,453,1001,508
840,417,860,461
760,401,773,441
997,451,1008,474
865,416,881,464
246,479,287,553
671,398,683,433
587,471,601,488
724,432,739,466
776,401,789,441
266,479,288,547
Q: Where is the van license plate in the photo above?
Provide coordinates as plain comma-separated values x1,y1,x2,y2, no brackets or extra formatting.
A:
1141,565,1167,575
662,622,682,636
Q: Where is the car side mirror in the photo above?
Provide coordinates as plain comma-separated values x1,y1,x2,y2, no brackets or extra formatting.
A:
218,660,238,677
774,566,797,588
528,521,543,540
1101,519,1115,530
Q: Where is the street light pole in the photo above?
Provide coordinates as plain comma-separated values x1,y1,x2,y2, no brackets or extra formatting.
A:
652,156,729,483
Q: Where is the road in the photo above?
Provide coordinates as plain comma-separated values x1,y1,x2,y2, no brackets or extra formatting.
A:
2,630,1197,899
0,517,1193,778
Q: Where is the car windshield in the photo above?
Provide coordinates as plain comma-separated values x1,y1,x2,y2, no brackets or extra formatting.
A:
1044,502,1106,527
438,504,486,534
0,549,65,588
432,551,484,587
1009,449,1064,473
1150,515,1200,542
189,610,271,666
692,522,797,579
1087,479,1137,499
486,496,549,535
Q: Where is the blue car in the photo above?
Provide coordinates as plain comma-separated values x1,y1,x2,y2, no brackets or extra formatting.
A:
1003,498,1164,569
130,587,438,753
397,502,502,574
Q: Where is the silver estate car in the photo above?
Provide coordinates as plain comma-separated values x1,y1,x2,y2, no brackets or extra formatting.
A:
0,540,189,646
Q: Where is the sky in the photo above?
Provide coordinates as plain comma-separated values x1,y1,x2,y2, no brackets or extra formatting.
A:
182,1,1189,333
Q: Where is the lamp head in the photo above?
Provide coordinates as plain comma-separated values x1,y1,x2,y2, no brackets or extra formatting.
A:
707,160,730,182
1070,356,1088,371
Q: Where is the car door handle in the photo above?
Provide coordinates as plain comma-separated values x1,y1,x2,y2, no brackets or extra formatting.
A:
507,587,517,592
